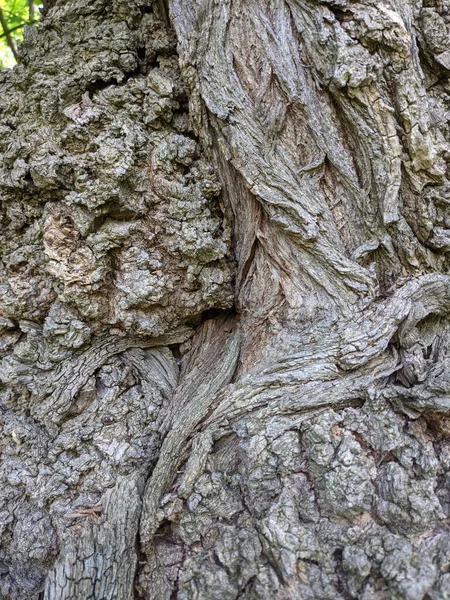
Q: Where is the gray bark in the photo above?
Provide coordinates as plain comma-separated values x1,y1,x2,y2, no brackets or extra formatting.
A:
1,0,450,598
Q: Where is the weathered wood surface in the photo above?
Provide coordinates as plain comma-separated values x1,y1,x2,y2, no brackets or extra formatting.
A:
1,0,450,598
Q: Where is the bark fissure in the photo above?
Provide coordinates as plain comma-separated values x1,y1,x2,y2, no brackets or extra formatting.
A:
1,0,450,598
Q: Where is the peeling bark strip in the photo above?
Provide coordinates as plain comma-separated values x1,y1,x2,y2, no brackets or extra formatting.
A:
1,0,450,598
44,474,145,600
140,315,241,547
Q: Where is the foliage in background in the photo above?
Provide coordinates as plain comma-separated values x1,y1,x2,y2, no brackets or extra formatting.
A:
0,0,41,69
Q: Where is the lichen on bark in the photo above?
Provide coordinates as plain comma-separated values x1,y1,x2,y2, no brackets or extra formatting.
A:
1,0,450,599
0,1,233,597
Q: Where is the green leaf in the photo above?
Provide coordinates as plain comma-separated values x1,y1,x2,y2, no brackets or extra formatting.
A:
0,0,41,69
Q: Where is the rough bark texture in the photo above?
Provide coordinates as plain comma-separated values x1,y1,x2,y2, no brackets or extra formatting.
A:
1,0,450,598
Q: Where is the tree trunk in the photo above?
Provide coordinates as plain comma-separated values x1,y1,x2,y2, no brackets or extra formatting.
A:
1,0,450,598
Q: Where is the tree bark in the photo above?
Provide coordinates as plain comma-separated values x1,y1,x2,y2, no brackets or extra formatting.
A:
1,0,450,598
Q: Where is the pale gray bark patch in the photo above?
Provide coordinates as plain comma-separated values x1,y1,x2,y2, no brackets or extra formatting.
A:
140,315,241,547
44,473,144,600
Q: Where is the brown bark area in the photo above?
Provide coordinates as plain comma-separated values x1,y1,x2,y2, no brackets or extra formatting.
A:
1,0,450,599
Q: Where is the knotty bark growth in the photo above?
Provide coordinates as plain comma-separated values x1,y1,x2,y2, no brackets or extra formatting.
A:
1,0,450,599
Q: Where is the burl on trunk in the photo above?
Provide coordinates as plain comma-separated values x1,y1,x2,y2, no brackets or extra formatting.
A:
1,1,450,599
